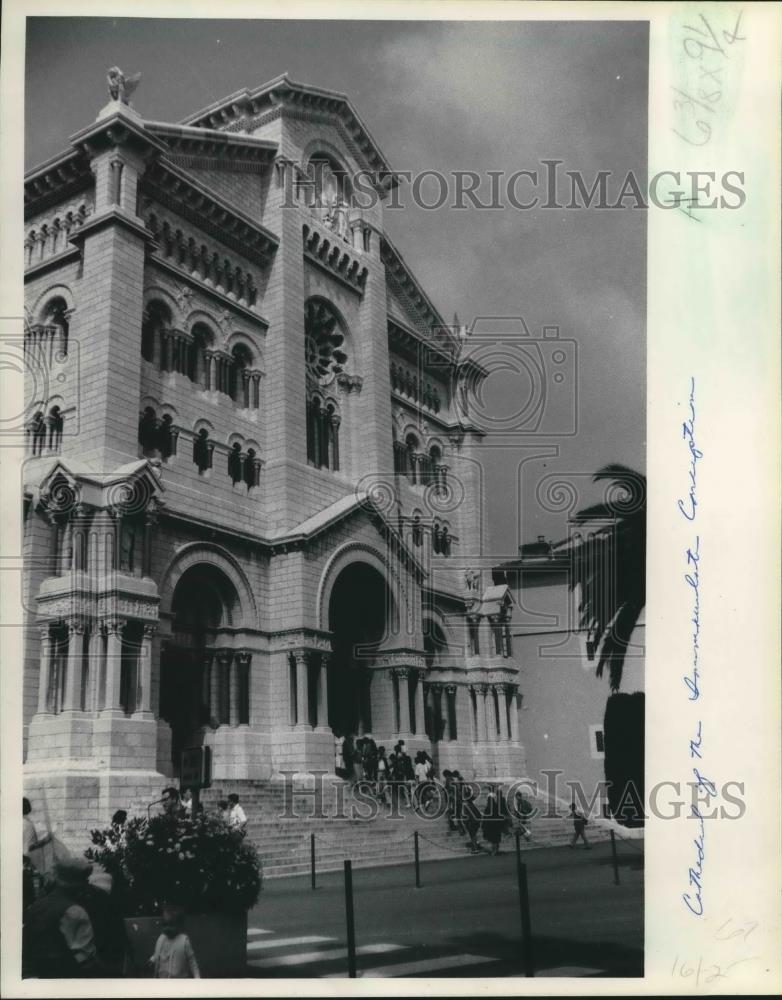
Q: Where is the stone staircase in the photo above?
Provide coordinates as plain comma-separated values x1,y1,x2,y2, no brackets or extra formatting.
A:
200,778,615,878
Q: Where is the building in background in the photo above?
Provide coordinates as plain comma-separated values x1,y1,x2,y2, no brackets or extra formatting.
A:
494,534,645,808
22,74,526,841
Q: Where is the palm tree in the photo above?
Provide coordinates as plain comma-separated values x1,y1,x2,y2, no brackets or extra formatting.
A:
568,463,646,692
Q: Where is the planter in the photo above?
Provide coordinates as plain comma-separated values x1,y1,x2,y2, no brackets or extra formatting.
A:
124,910,248,977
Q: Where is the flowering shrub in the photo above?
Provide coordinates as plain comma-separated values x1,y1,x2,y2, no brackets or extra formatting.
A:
85,812,262,916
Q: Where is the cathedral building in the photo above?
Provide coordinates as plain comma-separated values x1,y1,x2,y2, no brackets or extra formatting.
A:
22,73,524,839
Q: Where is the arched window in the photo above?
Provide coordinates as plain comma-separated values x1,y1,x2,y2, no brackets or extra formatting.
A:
427,445,442,487
243,448,261,489
412,513,423,547
228,442,243,484
42,297,70,358
189,323,213,388
142,301,171,367
230,344,252,404
138,406,158,454
47,406,63,453
305,299,348,471
192,428,213,473
405,434,419,485
28,410,47,455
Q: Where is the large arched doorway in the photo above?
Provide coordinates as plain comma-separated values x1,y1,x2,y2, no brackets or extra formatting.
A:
160,564,240,767
327,562,392,737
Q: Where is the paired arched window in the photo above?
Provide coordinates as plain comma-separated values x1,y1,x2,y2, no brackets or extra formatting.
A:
433,520,451,557
228,440,262,488
138,407,177,460
305,299,347,472
28,405,63,455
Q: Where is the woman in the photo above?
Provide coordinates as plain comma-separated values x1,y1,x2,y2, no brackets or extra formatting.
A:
482,786,505,855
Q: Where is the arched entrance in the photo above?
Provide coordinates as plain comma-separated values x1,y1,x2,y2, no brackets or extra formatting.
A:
160,564,240,767
327,562,392,737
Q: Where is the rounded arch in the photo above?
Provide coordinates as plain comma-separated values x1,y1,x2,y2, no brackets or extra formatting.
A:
316,541,401,634
143,286,180,323
159,543,259,630
225,330,260,360
32,284,75,323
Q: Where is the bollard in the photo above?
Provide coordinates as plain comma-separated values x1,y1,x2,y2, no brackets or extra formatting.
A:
310,832,316,891
414,830,422,888
610,829,620,885
344,860,357,978
515,854,534,977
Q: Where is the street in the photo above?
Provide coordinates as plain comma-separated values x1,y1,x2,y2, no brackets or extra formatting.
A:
245,839,643,978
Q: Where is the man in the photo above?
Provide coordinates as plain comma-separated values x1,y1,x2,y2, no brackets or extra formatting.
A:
23,858,100,977
569,803,591,849
161,787,183,818
226,793,247,835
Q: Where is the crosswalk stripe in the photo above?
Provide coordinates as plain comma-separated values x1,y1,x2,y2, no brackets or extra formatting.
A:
325,953,499,978
249,943,403,970
247,934,334,952
535,966,604,977
247,928,273,937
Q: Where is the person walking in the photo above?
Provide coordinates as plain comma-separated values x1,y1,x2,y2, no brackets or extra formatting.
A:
482,786,505,855
226,793,247,835
334,732,345,776
376,746,389,803
181,788,194,817
23,858,100,977
568,803,591,849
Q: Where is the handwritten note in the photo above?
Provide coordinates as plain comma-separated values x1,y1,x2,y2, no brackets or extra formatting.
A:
677,377,712,918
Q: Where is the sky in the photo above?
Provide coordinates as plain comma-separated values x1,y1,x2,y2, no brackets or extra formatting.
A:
25,17,648,559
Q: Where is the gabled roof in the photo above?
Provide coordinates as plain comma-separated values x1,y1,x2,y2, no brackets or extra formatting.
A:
269,491,427,579
181,74,397,191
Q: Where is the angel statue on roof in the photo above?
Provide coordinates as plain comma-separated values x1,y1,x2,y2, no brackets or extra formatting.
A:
107,67,142,105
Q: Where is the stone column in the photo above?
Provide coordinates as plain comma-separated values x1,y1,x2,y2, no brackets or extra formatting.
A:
103,619,125,713
216,650,233,725
509,686,521,743
414,669,426,737
473,685,488,741
395,668,411,734
202,649,215,721
134,623,157,716
37,624,53,714
86,626,104,713
498,685,511,742
235,650,251,725
445,685,457,741
316,652,330,730
63,621,85,711
295,652,310,729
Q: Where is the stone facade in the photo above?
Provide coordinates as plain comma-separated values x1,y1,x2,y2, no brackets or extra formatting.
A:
22,75,526,843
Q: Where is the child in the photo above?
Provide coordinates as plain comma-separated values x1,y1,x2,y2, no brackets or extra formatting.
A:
150,906,200,978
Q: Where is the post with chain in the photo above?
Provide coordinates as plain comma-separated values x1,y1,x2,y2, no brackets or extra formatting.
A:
610,829,621,885
311,832,316,890
515,844,534,977
414,830,422,888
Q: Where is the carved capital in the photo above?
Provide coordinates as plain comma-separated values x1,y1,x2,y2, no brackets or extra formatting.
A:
235,650,252,667
105,618,126,636
216,649,233,667
445,684,457,695
142,623,158,639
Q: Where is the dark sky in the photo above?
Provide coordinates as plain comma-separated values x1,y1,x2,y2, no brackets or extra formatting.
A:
25,17,648,557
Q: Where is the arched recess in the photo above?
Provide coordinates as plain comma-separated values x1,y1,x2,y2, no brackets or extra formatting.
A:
159,542,259,631
31,283,75,323
316,541,400,636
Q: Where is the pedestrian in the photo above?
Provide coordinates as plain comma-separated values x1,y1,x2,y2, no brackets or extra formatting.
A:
568,803,591,849
482,786,504,855
150,905,200,978
364,737,378,782
181,788,194,817
161,787,183,819
23,796,53,862
376,746,389,803
334,732,345,776
342,735,355,782
414,752,429,784
111,809,128,829
226,793,247,835
22,857,100,977
398,747,414,806
353,738,365,782
461,794,483,854
216,799,229,823
79,871,128,975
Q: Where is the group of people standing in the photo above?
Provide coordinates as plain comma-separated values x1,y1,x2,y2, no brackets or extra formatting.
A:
335,734,434,804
